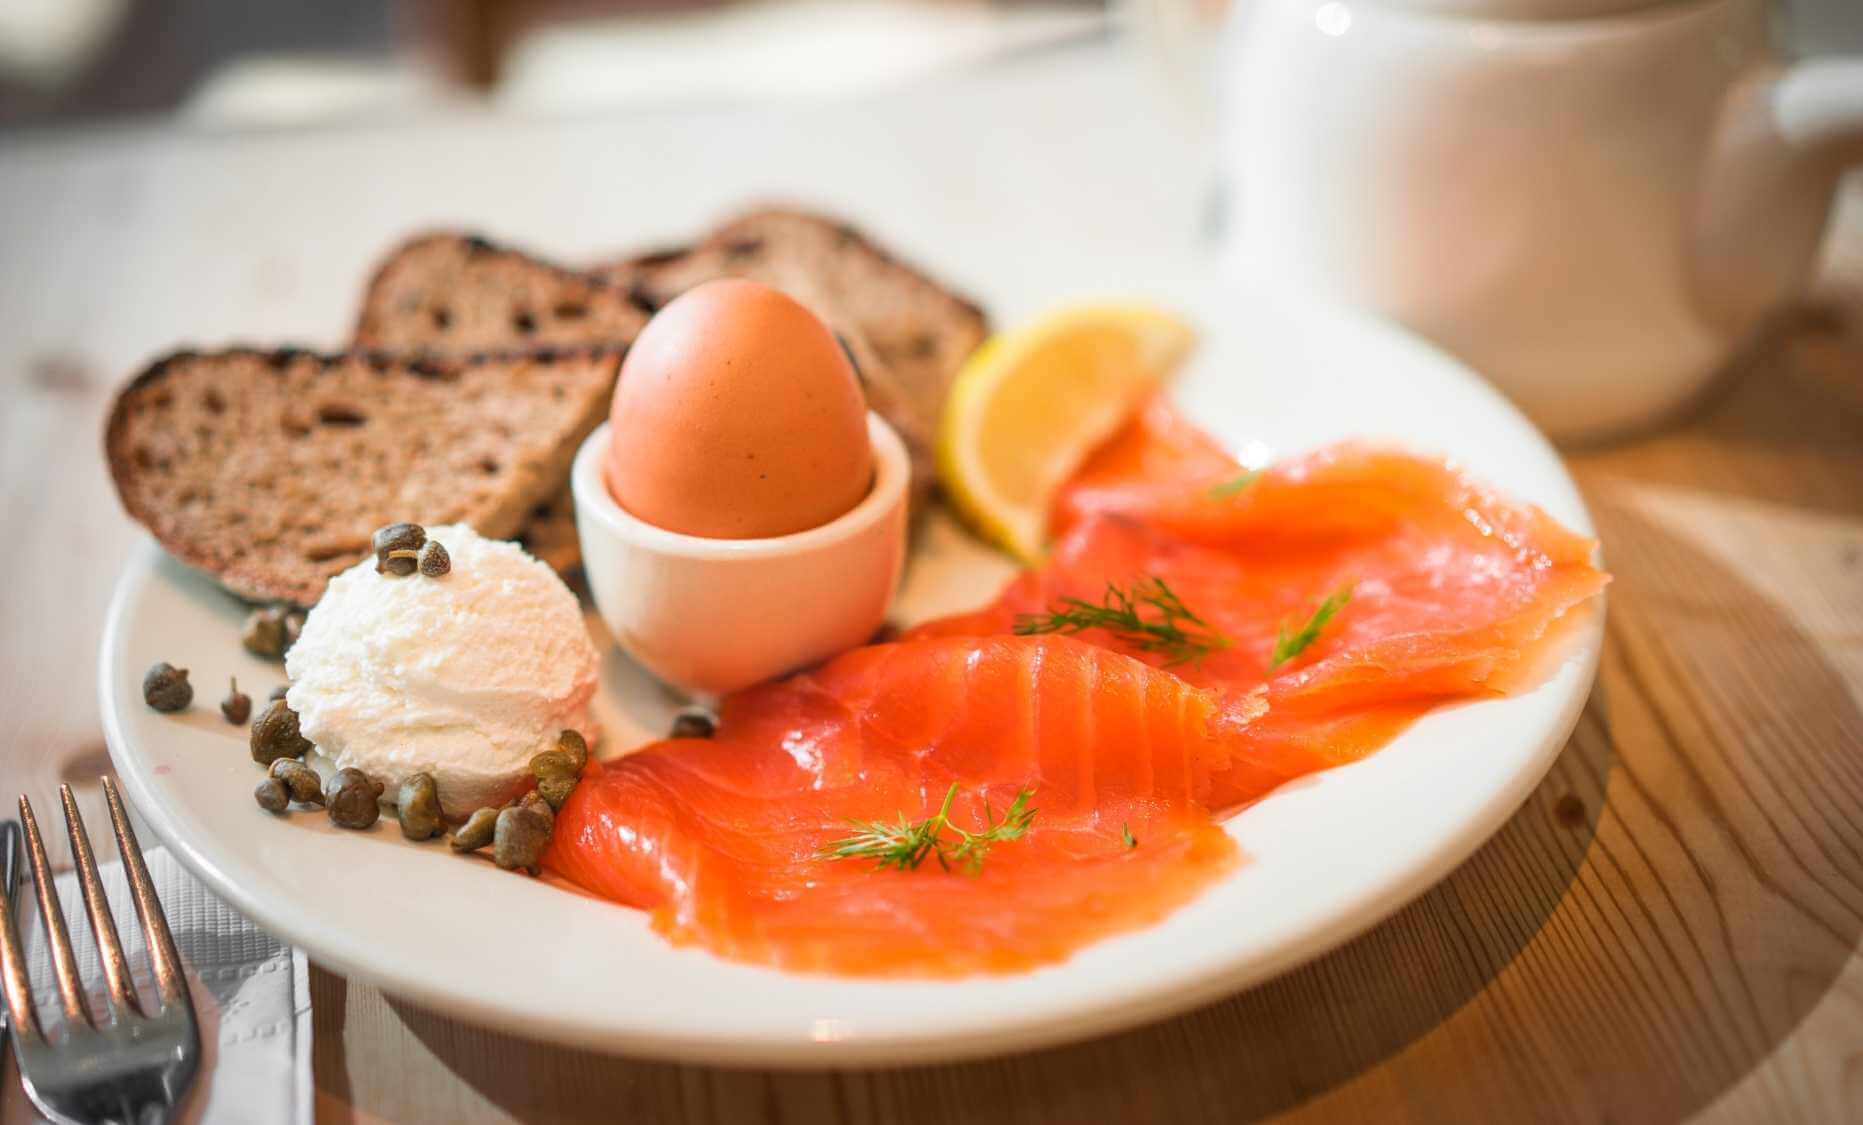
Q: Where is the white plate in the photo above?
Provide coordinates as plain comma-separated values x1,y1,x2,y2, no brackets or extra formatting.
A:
100,281,1602,1067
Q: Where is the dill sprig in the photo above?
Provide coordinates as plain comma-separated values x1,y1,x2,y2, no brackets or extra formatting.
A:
1013,577,1231,666
1268,585,1354,670
1208,469,1260,498
820,783,1038,875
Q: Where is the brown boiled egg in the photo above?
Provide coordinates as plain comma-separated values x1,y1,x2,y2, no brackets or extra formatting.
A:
604,279,873,539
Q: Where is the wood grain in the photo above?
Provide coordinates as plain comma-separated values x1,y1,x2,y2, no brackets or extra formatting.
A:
3,59,1861,1122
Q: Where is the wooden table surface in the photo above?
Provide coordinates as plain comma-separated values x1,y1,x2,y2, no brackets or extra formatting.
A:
2,42,1860,1125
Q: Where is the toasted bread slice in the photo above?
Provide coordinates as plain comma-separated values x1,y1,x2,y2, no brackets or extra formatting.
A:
354,232,653,354
352,232,658,577
594,207,990,468
516,490,585,579
353,221,970,574
105,347,621,605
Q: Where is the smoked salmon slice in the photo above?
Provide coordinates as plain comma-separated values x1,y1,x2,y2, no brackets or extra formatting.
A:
916,400,1608,807
546,635,1259,975
546,400,1607,975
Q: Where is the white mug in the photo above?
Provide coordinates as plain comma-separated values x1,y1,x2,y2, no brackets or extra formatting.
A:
1185,0,1863,440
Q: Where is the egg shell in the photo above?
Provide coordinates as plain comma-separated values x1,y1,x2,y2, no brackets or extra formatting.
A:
605,278,874,539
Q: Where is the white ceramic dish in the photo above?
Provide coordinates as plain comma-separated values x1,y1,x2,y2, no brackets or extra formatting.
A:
99,282,1602,1068
573,412,910,697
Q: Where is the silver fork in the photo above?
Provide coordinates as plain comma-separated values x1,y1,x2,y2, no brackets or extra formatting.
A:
0,779,201,1125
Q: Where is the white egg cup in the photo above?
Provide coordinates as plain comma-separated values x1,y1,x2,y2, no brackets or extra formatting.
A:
570,413,910,698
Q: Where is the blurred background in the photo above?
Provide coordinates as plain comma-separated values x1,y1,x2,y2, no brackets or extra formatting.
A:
0,0,1117,130
1,0,1854,134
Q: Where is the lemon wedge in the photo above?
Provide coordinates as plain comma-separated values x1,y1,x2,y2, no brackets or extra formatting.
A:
937,303,1196,561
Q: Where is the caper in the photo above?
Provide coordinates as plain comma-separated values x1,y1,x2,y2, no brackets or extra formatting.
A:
254,777,289,814
250,697,313,765
518,789,556,830
450,807,498,852
529,749,576,782
669,709,715,740
241,606,288,660
269,683,290,702
373,523,425,575
220,676,252,725
373,521,425,554
268,758,324,805
325,768,384,830
555,729,588,772
142,662,193,712
493,805,552,873
418,539,451,578
396,773,442,840
537,775,577,811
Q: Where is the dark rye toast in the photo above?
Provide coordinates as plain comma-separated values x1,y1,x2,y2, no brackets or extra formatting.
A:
593,207,991,468
359,216,987,475
105,346,621,606
352,231,659,574
352,218,981,573
354,232,654,354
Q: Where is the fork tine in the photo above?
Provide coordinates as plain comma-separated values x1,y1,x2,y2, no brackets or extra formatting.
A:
0,822,41,1041
18,796,93,1028
101,778,190,1010
60,784,140,1022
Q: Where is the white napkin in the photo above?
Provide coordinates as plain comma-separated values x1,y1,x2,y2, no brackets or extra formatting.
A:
10,846,312,1125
